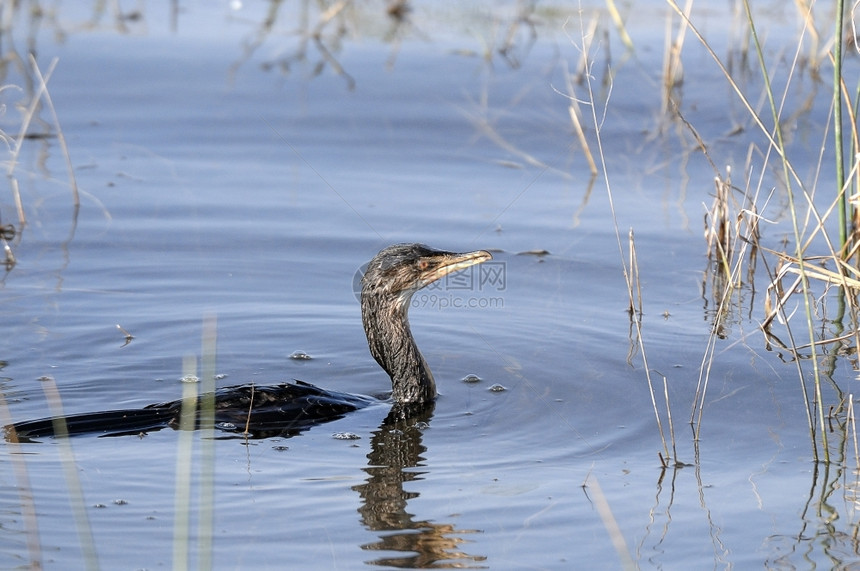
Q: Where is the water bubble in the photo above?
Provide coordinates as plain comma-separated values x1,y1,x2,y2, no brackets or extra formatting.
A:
332,432,361,440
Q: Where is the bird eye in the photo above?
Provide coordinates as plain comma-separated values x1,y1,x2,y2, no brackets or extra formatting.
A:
418,260,429,271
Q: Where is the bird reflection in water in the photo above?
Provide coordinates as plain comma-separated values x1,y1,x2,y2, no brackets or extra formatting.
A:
353,403,487,568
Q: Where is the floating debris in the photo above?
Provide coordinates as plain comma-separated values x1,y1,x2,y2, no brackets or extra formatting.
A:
332,432,360,440
272,445,289,451
113,499,128,506
516,249,550,257
214,373,228,380
462,374,482,384
22,131,56,140
180,375,199,383
289,350,313,360
116,324,134,346
215,422,237,431
487,384,507,392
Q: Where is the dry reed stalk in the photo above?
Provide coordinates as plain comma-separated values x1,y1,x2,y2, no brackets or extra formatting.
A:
565,8,688,461
244,384,256,436
667,0,844,459
0,390,42,567
2,56,90,272
198,315,217,570
761,262,802,331
741,0,830,463
583,474,636,571
850,395,860,472
693,167,771,434
28,56,79,208
42,377,99,570
6,58,57,229
793,0,822,68
627,229,643,318
660,0,693,115
562,15,599,176
782,261,860,289
761,247,860,363
565,12,676,460
173,355,198,570
628,227,672,459
704,173,733,273
603,0,634,51
664,1,806,188
662,376,678,464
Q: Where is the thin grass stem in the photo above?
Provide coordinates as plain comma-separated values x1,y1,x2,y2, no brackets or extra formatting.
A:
629,229,671,458
850,395,859,472
0,390,42,567
663,376,678,464
603,0,634,51
173,356,198,571
566,9,671,460
42,378,99,570
198,315,217,571
584,474,636,570
28,55,79,208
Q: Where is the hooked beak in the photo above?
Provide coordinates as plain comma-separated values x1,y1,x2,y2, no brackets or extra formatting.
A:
419,249,492,288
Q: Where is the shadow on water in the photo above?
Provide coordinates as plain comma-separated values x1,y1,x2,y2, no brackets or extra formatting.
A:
353,402,487,568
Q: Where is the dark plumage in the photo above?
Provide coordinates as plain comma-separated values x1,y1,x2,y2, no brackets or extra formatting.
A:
5,244,491,441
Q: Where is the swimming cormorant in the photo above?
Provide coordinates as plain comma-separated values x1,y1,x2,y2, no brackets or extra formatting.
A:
5,243,492,441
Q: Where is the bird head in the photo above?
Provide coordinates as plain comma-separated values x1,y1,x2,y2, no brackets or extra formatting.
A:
361,243,492,308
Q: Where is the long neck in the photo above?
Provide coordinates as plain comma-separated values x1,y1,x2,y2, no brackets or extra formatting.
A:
362,293,436,404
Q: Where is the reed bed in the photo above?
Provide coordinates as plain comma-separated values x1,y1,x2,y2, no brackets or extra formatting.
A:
657,0,860,464
567,0,860,466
